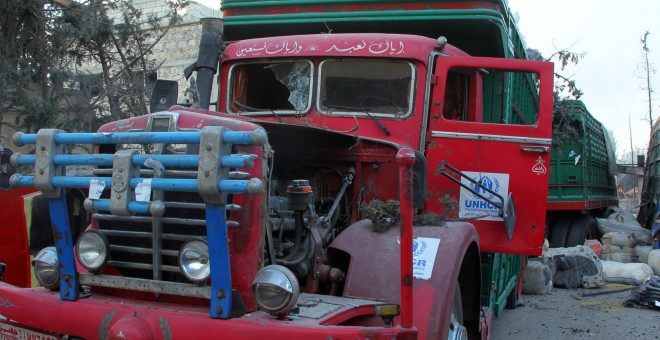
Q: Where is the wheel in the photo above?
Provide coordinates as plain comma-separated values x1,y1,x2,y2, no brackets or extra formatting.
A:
505,279,519,309
549,218,571,248
448,281,468,340
566,215,598,247
506,258,524,309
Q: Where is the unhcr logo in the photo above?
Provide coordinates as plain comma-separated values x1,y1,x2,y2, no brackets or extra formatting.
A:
469,176,500,200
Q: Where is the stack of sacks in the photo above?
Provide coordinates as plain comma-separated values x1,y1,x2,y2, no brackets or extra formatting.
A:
600,232,634,263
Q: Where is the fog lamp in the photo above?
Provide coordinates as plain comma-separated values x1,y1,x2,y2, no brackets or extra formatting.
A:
32,246,60,290
179,239,210,282
75,230,109,272
251,265,299,318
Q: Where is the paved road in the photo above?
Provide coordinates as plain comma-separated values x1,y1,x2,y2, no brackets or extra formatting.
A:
491,284,659,339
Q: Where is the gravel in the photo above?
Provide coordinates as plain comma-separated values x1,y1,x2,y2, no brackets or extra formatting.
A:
491,284,659,339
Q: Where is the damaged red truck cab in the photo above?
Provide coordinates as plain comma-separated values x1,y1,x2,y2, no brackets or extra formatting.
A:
0,2,554,340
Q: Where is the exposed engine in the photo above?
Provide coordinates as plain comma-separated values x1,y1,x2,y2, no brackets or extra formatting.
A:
265,164,355,294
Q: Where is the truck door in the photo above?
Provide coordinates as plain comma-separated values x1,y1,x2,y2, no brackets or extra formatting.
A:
425,56,554,256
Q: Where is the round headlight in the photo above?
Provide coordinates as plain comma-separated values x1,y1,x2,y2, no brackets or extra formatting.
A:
75,231,109,272
251,265,299,318
179,239,210,282
32,246,60,290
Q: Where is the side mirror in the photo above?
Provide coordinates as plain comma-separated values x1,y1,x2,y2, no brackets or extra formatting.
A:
150,80,179,113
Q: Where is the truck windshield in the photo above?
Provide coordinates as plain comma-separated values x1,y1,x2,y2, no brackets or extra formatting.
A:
318,60,414,117
228,60,312,114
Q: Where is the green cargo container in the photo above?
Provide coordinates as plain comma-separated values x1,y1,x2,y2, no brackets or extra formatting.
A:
546,100,618,248
480,253,522,317
547,100,618,209
222,0,526,58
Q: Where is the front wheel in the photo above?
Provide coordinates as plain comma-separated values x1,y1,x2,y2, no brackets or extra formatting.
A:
448,281,468,340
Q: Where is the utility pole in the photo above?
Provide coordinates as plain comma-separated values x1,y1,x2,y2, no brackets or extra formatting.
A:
641,31,654,133
630,113,634,165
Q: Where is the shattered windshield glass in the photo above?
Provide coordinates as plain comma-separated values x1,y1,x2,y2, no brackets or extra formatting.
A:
228,61,312,114
318,60,414,117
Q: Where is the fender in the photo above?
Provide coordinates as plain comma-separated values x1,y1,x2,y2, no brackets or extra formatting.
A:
329,219,481,339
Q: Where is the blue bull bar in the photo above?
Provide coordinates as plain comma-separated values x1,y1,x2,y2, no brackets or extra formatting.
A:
10,127,267,319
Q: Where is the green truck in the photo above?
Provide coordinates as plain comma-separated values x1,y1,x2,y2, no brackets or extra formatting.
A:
546,100,619,248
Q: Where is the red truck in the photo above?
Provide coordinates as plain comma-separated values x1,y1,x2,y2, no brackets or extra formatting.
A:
0,1,554,339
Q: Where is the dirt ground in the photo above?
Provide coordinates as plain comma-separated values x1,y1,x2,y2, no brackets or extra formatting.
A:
491,284,660,339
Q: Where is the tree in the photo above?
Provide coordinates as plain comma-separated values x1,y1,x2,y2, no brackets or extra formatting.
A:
527,47,586,150
639,31,655,133
0,0,188,134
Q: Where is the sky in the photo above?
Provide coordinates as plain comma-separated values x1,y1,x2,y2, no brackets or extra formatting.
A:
193,0,660,157
508,0,660,158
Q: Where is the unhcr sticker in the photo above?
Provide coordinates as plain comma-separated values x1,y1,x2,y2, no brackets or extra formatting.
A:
458,171,509,221
412,237,440,280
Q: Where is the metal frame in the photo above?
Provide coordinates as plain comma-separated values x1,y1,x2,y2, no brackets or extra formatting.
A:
11,127,267,319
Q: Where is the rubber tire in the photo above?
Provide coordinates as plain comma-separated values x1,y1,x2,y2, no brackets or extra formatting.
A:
549,218,571,248
450,281,464,332
566,215,598,247
506,258,524,309
505,279,519,309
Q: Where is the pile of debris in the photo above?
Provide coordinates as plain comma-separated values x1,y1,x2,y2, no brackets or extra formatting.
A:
523,211,657,296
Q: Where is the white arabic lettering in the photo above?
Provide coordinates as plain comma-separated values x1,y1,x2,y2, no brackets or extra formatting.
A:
325,40,367,53
327,40,405,55
235,43,267,57
237,41,304,57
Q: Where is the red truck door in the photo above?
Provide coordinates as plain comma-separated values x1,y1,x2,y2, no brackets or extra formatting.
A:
424,56,554,256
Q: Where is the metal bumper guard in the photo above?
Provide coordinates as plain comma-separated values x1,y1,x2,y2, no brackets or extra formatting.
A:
10,127,265,319
0,282,416,339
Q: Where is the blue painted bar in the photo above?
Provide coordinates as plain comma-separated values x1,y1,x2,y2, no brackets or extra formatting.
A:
16,153,254,169
20,130,262,146
48,197,79,301
89,199,151,214
14,176,253,194
206,204,232,319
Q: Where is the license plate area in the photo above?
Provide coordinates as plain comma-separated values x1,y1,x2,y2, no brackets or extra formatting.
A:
0,320,59,340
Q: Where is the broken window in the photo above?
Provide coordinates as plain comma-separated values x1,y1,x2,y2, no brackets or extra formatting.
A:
228,61,312,114
318,60,414,117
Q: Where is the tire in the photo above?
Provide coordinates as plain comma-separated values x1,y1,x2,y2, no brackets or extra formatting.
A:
448,281,468,340
504,258,527,309
566,215,598,247
549,218,571,248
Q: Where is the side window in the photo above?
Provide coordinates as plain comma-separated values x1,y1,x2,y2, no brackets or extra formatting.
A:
442,70,470,120
441,66,540,125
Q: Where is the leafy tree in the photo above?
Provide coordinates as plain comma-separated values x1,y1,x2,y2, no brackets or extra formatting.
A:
0,0,188,134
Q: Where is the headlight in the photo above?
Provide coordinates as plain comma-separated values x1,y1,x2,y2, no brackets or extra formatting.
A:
179,239,210,282
32,247,60,290
251,265,299,318
75,231,109,272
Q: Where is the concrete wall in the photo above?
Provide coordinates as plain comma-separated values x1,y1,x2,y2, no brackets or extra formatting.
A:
109,1,222,107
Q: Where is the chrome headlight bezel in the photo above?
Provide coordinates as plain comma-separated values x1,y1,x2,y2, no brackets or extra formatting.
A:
32,246,60,290
178,239,210,283
251,265,300,318
75,230,110,273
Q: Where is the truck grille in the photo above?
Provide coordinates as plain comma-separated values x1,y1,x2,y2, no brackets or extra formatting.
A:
96,191,210,283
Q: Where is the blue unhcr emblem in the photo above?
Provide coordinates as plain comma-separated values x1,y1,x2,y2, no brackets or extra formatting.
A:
413,239,427,256
470,176,499,200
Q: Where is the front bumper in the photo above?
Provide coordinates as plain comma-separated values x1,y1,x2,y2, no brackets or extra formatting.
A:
0,282,416,339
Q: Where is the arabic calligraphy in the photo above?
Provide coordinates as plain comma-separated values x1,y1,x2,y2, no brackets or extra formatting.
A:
532,156,547,175
235,41,304,57
325,40,406,55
